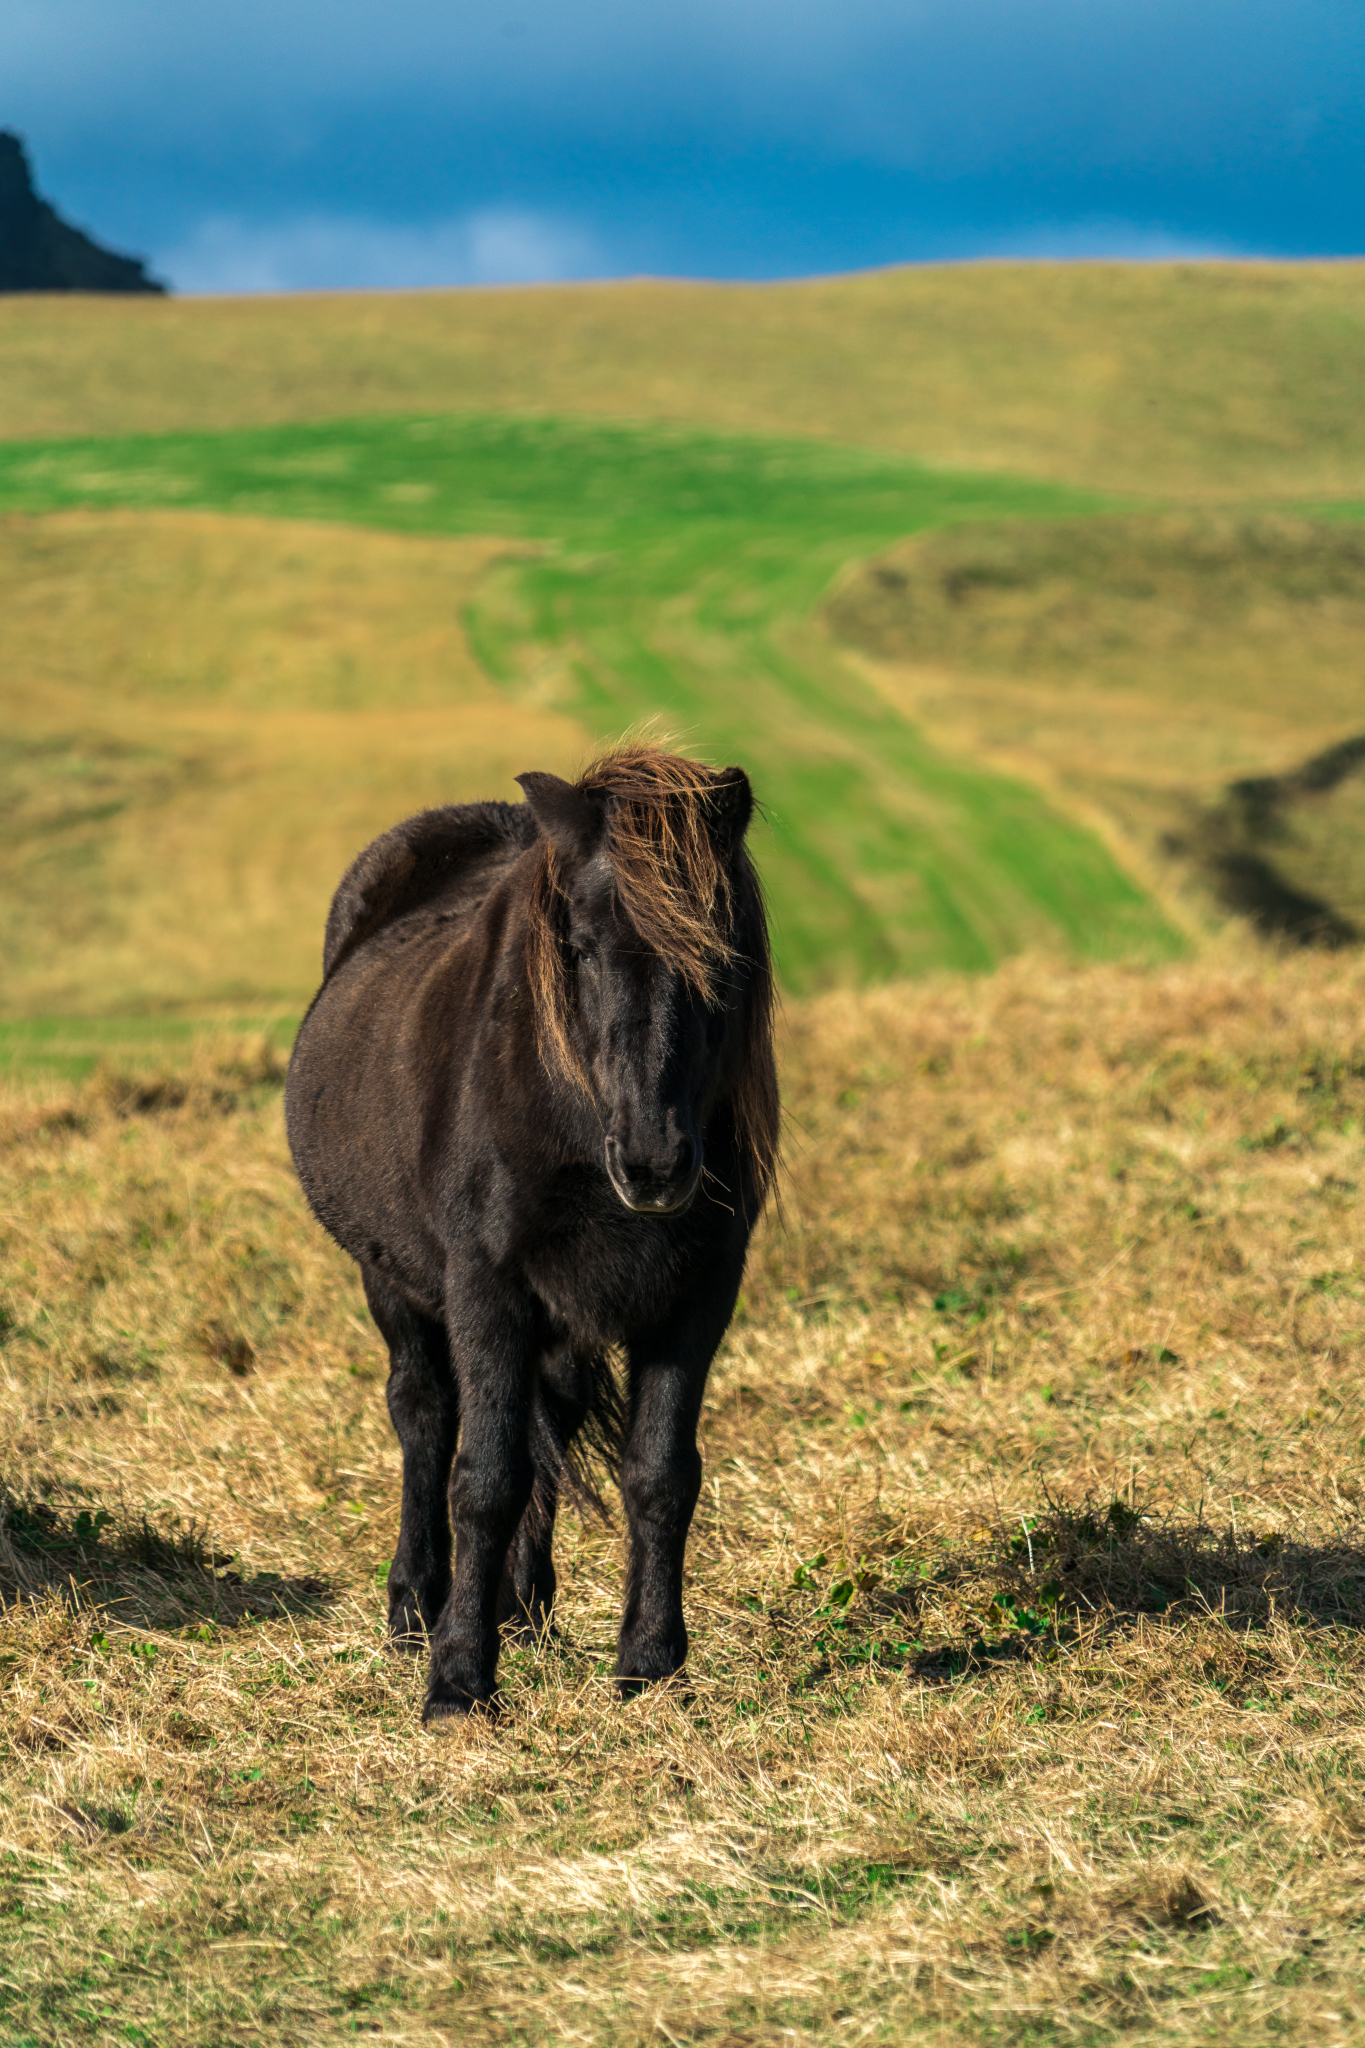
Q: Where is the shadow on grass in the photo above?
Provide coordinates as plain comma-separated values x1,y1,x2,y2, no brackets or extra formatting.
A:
1166,728,1365,949
0,1485,331,1631
910,1497,1365,1683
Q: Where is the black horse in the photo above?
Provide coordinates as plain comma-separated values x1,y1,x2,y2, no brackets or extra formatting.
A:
286,744,779,1720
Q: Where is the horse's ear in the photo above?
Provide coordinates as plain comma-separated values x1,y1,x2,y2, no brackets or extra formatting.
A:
516,772,606,861
710,767,754,850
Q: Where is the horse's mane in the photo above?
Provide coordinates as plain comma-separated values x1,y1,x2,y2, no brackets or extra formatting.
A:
525,742,780,1210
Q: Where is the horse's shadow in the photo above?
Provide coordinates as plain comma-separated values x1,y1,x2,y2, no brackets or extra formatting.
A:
905,1500,1365,1684
1,1483,332,1632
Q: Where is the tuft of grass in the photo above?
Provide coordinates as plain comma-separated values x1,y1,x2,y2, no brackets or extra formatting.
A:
4,954,1365,2040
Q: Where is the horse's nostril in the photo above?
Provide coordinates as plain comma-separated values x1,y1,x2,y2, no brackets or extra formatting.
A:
603,1129,701,1209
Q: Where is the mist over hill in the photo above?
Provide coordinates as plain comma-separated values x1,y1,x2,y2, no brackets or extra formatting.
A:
0,130,165,294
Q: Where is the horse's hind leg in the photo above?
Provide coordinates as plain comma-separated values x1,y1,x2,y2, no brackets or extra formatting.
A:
497,1343,593,1643
497,1485,558,1643
363,1270,459,1649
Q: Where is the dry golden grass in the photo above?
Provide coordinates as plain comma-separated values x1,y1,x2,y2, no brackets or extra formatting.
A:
4,264,1365,497
827,515,1365,762
4,953,1365,2042
1,509,586,1012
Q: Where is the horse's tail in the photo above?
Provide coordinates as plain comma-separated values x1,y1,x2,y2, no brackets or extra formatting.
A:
528,1350,627,1522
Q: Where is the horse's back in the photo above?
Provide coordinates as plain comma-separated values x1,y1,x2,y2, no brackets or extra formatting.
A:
321,800,534,981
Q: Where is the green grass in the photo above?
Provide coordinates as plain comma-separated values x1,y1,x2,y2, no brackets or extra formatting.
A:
0,1016,299,1082
0,408,1098,541
0,413,1179,994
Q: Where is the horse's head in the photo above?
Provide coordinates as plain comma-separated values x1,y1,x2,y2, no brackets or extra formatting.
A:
518,754,756,1217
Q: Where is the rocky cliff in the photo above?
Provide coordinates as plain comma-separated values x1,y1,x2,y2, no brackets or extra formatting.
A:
0,131,166,293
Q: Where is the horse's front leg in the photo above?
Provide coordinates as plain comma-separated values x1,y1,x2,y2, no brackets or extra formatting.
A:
617,1279,740,1694
424,1271,537,1721
363,1269,459,1649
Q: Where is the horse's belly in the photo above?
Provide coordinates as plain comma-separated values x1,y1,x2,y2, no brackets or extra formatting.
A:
286,963,453,1312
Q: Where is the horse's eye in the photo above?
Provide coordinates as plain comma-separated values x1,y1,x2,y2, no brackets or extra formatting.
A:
573,944,597,969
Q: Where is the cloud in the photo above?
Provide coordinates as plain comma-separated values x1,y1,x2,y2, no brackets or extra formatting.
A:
158,207,606,294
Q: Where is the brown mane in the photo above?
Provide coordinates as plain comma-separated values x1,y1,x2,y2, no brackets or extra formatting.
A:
525,742,780,1209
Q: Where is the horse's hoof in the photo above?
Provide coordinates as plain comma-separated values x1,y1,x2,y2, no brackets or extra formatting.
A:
422,1695,471,1725
614,1659,689,1702
422,1686,497,1725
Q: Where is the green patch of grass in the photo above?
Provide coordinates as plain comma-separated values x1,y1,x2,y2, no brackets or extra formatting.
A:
0,409,1099,542
0,414,1181,991
0,1015,298,1080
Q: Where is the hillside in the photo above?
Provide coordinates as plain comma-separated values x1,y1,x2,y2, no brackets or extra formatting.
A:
3,264,1364,1037
826,512,1365,942
0,264,1363,497
0,423,1173,1019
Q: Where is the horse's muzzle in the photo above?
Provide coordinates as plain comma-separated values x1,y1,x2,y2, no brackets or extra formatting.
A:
604,1134,703,1216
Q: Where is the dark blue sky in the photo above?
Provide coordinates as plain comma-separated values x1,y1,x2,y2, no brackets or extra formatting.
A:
9,0,1365,290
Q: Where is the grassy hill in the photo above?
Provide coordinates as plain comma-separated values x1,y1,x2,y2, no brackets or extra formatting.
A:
2,264,1365,498
1,510,581,1019
6,266,1365,1038
0,414,1177,1021
827,511,1365,942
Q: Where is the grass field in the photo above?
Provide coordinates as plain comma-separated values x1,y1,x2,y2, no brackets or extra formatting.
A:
0,508,583,1015
8,266,1365,1016
5,955,1365,2044
5,268,1365,2043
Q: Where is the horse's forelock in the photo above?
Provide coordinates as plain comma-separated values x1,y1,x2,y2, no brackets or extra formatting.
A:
524,743,780,1206
588,746,736,1002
